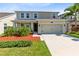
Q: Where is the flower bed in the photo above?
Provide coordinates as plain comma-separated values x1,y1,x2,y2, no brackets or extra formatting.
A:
0,35,40,41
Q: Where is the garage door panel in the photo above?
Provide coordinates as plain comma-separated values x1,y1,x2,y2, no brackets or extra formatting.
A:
40,24,63,34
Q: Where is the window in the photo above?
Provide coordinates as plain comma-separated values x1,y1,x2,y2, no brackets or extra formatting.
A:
53,16,56,19
26,13,29,18
21,13,24,18
34,13,37,18
4,23,7,30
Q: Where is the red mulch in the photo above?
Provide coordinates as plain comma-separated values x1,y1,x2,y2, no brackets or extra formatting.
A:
0,35,40,41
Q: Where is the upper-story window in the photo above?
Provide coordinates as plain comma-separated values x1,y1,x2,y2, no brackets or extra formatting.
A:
21,13,24,18
53,15,56,19
26,13,30,18
34,13,37,19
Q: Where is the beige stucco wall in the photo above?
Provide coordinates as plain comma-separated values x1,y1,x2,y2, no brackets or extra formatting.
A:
37,12,58,19
0,14,16,35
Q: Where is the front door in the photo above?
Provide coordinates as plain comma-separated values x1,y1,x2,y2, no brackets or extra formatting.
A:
33,23,38,33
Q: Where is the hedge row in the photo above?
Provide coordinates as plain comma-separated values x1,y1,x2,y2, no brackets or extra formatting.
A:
4,27,31,36
0,40,32,48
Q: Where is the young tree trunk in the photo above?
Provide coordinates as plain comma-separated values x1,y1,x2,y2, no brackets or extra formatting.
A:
74,12,77,31
74,12,77,27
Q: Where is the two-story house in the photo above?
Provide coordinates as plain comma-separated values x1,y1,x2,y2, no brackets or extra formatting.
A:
0,11,67,35
12,11,67,34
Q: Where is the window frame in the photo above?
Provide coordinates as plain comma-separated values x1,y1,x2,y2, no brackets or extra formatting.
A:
33,13,38,19
20,13,25,19
26,13,30,19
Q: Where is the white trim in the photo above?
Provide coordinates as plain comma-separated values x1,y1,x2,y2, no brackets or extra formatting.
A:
20,12,31,19
20,12,25,19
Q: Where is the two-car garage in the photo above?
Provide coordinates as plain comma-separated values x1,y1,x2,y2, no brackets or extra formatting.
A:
40,24,63,34
37,20,66,34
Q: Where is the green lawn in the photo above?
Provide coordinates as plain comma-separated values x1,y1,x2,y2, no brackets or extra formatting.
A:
65,32,79,38
0,41,51,56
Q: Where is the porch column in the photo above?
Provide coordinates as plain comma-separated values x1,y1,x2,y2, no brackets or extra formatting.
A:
30,22,33,32
13,22,17,28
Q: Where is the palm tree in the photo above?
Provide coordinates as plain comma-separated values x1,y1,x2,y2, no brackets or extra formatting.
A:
64,3,79,31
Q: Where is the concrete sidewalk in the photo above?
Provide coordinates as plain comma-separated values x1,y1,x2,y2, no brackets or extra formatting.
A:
40,34,79,56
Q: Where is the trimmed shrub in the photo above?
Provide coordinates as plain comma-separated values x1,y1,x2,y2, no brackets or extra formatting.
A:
3,27,31,36
14,27,31,36
0,40,32,48
4,27,15,36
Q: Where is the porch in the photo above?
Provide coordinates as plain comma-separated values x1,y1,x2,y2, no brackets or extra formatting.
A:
12,20,38,34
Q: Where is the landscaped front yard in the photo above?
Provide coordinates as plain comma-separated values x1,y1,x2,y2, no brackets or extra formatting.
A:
0,41,51,56
0,27,51,56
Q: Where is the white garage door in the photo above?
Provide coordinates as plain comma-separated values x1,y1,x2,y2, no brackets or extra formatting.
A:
40,24,63,34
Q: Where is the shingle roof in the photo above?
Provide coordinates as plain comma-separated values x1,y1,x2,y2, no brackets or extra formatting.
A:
15,11,59,13
0,12,14,18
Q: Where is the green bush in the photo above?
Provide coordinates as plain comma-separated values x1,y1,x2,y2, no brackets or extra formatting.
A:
4,27,15,36
14,27,31,36
0,40,32,48
69,34,79,38
4,27,31,36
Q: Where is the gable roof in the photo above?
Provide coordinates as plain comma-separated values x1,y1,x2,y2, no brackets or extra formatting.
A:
0,12,14,18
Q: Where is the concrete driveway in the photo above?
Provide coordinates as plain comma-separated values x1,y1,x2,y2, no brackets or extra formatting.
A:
40,34,79,56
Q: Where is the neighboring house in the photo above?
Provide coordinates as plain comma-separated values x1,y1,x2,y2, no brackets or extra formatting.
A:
0,12,16,34
12,11,67,34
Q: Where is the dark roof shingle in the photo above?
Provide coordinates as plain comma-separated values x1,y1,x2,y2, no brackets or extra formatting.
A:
0,12,14,18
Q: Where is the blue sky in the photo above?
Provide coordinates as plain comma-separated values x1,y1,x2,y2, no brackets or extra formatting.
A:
0,3,73,13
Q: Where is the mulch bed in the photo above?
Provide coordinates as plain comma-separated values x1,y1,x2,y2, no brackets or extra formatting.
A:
0,35,40,41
